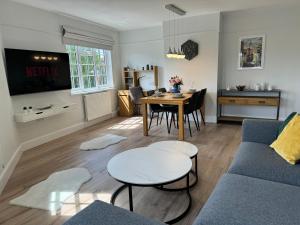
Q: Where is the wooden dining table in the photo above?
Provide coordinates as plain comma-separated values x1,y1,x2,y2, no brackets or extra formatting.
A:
140,93,192,141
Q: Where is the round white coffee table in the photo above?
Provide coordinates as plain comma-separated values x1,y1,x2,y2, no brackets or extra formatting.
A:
149,141,199,189
107,147,192,224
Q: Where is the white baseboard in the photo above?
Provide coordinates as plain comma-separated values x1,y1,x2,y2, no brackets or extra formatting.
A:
0,146,22,194
82,110,118,128
184,114,217,123
20,111,118,152
222,113,283,121
20,122,85,152
0,111,117,194
205,116,217,123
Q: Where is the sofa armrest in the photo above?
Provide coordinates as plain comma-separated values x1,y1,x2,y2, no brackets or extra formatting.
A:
63,200,164,225
242,119,282,145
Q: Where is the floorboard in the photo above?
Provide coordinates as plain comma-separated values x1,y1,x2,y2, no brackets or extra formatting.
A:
0,116,241,225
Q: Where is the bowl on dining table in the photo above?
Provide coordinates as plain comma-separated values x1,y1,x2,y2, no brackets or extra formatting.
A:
173,93,183,98
188,88,197,93
153,91,162,97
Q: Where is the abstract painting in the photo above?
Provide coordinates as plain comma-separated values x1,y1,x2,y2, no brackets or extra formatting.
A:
238,35,265,70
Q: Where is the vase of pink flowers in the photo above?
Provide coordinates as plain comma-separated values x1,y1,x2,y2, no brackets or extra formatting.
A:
169,75,183,93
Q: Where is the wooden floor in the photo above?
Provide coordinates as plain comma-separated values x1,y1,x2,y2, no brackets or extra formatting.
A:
0,116,241,225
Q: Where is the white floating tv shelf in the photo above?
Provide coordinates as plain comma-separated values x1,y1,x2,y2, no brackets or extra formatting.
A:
14,103,77,123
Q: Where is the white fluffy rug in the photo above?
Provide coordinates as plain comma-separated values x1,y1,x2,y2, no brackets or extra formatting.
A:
10,168,91,212
80,134,127,151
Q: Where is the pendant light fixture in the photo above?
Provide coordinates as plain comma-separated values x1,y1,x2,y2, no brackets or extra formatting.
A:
166,9,176,59
165,4,186,59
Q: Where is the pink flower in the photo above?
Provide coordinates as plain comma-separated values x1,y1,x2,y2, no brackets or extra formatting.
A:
169,75,183,86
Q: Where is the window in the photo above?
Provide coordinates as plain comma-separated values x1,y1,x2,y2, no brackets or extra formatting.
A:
66,45,113,92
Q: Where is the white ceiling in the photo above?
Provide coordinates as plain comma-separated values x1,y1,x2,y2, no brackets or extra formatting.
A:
10,0,300,30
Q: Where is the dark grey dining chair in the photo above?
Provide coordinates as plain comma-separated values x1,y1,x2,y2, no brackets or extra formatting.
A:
129,87,144,115
166,92,199,137
158,88,167,93
195,88,207,126
146,90,169,130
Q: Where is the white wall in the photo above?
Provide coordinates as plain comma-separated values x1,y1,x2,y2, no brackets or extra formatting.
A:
2,0,299,193
120,26,164,90
219,4,300,119
0,1,121,191
119,14,221,122
163,14,220,122
120,5,300,122
0,26,20,175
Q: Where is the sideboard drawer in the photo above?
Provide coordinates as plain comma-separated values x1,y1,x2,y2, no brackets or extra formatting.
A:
247,98,279,106
218,89,281,122
218,97,279,106
218,97,248,105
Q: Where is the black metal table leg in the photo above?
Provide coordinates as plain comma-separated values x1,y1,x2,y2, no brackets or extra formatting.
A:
194,155,198,183
111,184,134,212
156,155,198,191
110,184,128,205
128,184,133,211
187,173,190,189
110,172,192,225
164,173,192,224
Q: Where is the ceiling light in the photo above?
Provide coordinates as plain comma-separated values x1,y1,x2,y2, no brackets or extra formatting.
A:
165,4,186,60
166,47,174,58
165,4,186,16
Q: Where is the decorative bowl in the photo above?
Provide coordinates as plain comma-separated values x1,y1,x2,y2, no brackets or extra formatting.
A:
153,92,162,97
174,93,183,98
236,85,246,91
188,89,197,93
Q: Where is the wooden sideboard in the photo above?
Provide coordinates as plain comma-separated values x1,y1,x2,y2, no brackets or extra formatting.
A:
118,90,134,117
217,89,281,123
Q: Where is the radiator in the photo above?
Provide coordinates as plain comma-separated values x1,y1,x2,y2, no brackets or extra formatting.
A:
83,91,112,121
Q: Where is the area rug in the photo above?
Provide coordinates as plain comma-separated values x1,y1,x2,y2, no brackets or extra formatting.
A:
80,134,127,151
10,168,91,212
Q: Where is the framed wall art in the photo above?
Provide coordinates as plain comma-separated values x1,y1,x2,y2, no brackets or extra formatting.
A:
238,35,265,70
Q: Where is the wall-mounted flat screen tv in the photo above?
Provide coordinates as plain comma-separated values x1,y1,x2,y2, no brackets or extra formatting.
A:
4,48,71,96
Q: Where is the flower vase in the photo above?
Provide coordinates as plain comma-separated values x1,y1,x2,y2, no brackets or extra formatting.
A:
171,85,181,93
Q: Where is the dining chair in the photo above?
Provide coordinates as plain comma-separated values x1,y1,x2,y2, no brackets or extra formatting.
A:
146,90,169,130
129,87,144,115
158,88,167,93
159,87,176,112
167,92,199,137
195,88,207,126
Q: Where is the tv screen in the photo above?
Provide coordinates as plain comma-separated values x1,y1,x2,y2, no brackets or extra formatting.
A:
4,48,72,96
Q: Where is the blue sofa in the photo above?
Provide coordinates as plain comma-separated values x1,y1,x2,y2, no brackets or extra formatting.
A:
65,119,300,225
193,119,300,225
63,200,164,225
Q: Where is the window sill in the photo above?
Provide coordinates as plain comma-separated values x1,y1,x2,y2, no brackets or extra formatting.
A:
71,87,116,96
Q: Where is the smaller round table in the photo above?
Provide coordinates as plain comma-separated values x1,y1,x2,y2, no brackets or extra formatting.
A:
107,147,192,224
148,141,199,190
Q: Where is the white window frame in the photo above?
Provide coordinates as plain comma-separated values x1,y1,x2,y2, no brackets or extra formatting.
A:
66,45,113,94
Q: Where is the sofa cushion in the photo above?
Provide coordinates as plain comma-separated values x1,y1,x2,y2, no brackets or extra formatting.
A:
278,112,297,135
63,200,164,225
271,114,300,164
242,119,282,145
228,142,300,187
193,173,300,225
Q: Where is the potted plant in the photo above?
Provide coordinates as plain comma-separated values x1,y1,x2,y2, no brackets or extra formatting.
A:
169,75,183,93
